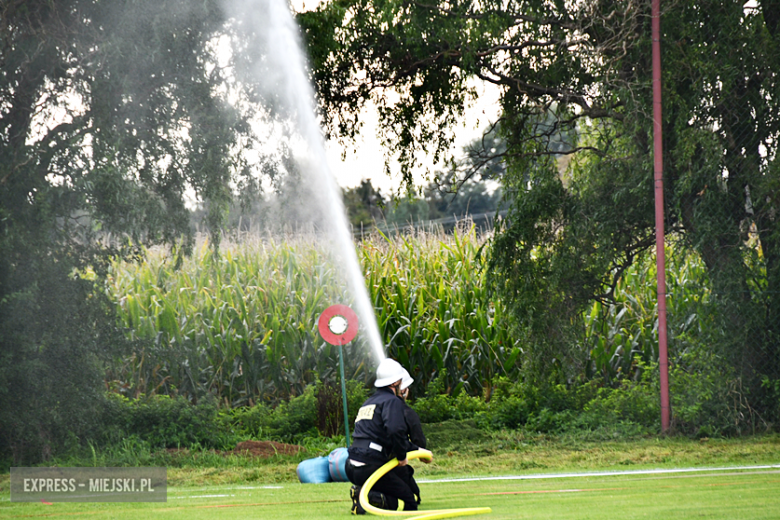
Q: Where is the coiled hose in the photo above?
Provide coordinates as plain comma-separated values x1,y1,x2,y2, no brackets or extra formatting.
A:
358,449,492,520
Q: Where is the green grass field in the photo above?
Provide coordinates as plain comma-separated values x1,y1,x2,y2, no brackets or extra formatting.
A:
1,465,779,519
2,434,779,519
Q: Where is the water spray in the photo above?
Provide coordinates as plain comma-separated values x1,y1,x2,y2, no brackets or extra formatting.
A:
222,0,387,364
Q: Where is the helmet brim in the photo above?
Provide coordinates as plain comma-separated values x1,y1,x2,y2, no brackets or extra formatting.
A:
375,376,403,387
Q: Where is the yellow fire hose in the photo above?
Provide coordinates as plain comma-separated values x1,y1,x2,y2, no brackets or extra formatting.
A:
358,449,492,520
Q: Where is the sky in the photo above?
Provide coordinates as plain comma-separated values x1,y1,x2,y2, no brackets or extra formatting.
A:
323,82,503,194
290,0,503,195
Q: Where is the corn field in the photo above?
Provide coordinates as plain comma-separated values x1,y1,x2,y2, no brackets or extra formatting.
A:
366,229,520,398
106,226,519,405
106,224,722,407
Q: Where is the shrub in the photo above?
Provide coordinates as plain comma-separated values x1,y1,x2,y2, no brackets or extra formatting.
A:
576,384,660,435
230,402,273,439
232,384,322,442
411,394,456,423
581,370,660,429
260,385,319,441
488,396,530,429
525,409,576,433
668,351,753,437
99,393,236,450
412,393,488,424
345,380,371,426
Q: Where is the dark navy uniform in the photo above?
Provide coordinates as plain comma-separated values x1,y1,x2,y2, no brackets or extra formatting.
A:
400,398,425,505
346,387,419,511
402,402,426,449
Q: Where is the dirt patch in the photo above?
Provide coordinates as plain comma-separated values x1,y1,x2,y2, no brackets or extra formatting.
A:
161,441,305,459
231,440,305,458
165,447,189,455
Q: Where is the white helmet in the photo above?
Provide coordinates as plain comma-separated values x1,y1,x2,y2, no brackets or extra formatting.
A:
375,358,407,387
400,368,414,391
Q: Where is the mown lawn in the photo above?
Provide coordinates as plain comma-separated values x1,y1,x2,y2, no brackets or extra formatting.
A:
1,432,779,519
1,465,779,519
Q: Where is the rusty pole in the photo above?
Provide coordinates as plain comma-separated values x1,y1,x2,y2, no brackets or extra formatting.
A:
652,0,670,432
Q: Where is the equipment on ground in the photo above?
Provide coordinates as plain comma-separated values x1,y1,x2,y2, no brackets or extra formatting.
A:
296,456,331,484
297,447,351,484
328,447,350,482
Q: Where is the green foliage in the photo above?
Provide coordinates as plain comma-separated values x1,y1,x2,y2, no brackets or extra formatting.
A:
231,384,332,442
344,380,371,431
343,180,387,230
413,393,489,425
760,376,780,422
100,394,237,451
0,256,125,465
106,226,517,404
259,386,319,442
303,0,608,187
305,0,780,425
488,151,595,383
106,230,773,437
368,227,520,398
0,0,275,466
583,242,712,384
582,384,659,431
407,378,658,436
106,237,368,405
488,396,531,430
229,403,274,440
667,351,760,438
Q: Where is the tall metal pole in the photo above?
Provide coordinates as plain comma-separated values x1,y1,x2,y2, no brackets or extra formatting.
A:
318,305,358,447
652,0,670,432
338,344,351,447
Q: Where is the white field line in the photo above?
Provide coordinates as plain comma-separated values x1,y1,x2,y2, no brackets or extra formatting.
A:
418,464,780,484
170,494,235,499
168,485,284,494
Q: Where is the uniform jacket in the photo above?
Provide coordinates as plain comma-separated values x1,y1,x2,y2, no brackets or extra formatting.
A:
402,401,426,449
348,387,418,464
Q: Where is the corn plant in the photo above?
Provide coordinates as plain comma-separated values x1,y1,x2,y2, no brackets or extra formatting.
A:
107,235,374,406
364,226,520,398
106,226,517,404
107,224,720,404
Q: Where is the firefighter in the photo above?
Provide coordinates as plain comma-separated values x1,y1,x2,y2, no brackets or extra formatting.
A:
346,358,433,515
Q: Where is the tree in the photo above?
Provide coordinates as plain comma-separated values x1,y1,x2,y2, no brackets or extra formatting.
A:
424,127,508,222
303,0,780,404
0,0,269,463
343,179,387,230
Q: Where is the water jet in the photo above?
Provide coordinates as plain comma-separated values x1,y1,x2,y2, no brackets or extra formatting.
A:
221,0,387,365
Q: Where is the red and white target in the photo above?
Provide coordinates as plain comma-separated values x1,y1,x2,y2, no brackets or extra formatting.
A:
318,304,359,345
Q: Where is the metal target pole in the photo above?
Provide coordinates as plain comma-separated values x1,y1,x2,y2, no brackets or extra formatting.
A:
318,304,359,447
338,344,351,447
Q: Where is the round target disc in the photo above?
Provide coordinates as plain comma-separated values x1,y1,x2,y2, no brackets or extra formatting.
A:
318,304,359,345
